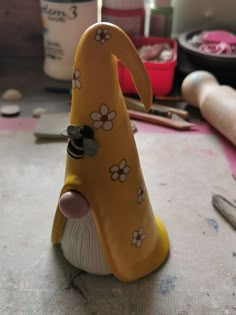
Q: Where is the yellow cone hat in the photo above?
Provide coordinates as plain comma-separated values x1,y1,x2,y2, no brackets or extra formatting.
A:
52,22,169,282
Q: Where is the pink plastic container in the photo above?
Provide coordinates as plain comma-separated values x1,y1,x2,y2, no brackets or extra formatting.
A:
117,36,177,96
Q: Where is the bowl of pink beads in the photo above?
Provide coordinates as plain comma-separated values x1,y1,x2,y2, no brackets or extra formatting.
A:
178,29,236,69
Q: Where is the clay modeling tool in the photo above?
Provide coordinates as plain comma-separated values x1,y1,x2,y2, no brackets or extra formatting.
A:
152,103,189,119
127,109,195,130
125,96,171,117
154,95,185,102
212,194,236,229
125,96,189,119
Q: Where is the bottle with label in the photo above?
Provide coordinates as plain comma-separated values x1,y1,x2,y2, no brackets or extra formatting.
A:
149,0,173,37
101,0,145,37
40,0,97,81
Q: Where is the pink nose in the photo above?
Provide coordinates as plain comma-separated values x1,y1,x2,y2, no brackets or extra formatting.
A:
59,191,90,219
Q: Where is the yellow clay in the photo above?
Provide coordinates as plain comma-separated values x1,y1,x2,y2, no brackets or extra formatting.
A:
51,22,169,282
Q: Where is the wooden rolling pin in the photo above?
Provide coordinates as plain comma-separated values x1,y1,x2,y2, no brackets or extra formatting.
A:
181,71,236,146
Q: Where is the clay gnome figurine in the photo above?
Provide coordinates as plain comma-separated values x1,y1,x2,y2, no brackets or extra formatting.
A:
51,22,169,282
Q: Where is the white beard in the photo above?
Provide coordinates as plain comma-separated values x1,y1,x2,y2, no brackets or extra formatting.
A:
61,210,111,275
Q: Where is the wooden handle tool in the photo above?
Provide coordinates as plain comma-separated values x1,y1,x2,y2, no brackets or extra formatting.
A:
125,96,189,119
212,194,236,229
128,109,195,130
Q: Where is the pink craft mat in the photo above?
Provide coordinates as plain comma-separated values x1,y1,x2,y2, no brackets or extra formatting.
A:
0,117,235,176
0,117,38,131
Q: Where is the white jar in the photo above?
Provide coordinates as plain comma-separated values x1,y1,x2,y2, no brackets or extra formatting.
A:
40,0,97,81
102,0,145,36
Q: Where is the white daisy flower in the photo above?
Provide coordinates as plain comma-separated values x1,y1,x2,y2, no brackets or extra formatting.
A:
95,27,112,44
137,182,145,204
90,104,116,131
72,66,81,89
110,159,130,183
131,228,146,248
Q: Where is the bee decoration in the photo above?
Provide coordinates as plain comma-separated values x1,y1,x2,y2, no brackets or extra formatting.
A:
62,125,98,159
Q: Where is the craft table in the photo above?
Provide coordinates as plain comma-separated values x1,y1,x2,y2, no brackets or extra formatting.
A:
0,58,236,315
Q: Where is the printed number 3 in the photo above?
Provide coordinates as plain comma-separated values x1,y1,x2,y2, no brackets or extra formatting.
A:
68,6,77,20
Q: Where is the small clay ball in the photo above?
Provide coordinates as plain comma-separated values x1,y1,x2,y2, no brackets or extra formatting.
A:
2,89,23,101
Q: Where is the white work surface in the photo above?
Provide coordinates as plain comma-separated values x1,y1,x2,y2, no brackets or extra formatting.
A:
0,122,235,315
